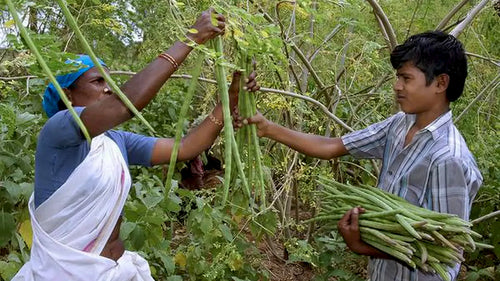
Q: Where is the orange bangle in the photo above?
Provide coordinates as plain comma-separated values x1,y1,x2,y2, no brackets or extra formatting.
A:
208,113,223,126
158,53,179,70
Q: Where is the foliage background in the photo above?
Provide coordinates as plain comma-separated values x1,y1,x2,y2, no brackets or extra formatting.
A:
0,0,499,280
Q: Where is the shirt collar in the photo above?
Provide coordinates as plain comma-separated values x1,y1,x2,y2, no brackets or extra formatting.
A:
424,110,453,139
404,110,453,140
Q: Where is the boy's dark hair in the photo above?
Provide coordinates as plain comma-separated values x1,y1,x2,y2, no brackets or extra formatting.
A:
390,31,467,102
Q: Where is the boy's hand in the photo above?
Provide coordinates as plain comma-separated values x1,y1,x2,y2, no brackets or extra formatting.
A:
338,207,396,259
244,112,272,137
338,207,369,254
187,8,225,45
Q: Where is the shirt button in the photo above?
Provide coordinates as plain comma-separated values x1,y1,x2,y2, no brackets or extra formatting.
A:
388,170,393,175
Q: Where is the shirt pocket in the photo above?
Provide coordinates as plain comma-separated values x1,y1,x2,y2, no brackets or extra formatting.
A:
402,167,429,206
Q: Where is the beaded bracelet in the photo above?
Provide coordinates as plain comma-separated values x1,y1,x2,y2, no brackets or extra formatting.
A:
158,53,179,70
208,113,223,126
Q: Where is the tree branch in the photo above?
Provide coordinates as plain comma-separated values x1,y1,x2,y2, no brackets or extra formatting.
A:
454,73,500,123
0,75,37,80
436,0,471,31
1,72,353,132
260,86,353,131
253,0,327,93
309,24,342,63
450,0,490,38
63,0,88,52
290,43,325,89
466,51,500,67
275,1,304,92
366,0,397,50
405,0,421,39
373,11,391,49
335,24,354,84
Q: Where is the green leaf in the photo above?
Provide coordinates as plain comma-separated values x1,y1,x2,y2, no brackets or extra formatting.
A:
166,276,183,281
165,194,182,213
141,193,162,209
2,181,32,202
491,220,500,259
142,213,165,226
18,219,32,249
4,19,15,28
478,267,495,279
0,260,21,281
158,253,175,275
176,188,193,199
330,269,354,279
130,225,146,249
249,210,277,242
466,271,479,281
219,224,233,241
0,211,15,247
199,216,213,234
120,221,136,240
195,197,205,210
174,251,186,270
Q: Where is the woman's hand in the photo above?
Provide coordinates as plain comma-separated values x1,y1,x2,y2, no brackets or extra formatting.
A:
228,71,260,111
187,8,225,45
228,71,260,129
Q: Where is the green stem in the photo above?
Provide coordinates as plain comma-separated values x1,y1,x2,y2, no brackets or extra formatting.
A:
164,57,204,194
245,59,266,206
230,133,250,198
211,37,233,205
6,0,91,143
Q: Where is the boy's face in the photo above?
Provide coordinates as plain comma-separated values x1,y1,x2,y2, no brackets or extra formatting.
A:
393,62,443,114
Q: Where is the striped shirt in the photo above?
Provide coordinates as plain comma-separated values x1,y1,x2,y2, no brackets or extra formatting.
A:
341,111,482,281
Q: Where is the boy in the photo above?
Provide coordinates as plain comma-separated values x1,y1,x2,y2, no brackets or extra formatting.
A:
246,31,482,280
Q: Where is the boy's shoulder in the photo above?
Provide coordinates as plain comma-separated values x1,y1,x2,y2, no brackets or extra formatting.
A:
428,121,478,170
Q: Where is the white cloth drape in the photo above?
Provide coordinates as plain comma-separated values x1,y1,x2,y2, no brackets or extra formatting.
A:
13,135,154,281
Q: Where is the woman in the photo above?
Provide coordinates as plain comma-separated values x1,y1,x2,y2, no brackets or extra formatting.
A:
14,8,260,281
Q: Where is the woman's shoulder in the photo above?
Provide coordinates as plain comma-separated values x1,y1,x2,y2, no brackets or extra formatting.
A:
38,107,87,147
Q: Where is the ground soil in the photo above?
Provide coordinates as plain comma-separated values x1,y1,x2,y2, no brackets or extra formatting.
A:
259,238,316,281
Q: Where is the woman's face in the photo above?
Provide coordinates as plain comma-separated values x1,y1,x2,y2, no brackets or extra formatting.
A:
66,67,112,106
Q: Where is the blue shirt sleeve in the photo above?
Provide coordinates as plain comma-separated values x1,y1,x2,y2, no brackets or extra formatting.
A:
114,131,158,167
40,107,86,148
341,112,404,159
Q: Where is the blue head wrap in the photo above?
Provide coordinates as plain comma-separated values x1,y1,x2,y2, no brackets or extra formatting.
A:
42,55,106,118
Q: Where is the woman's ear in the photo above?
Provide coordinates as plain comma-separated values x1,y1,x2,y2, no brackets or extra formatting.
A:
435,73,450,94
63,88,73,103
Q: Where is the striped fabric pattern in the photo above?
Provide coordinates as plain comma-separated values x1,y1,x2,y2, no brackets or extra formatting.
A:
341,111,482,281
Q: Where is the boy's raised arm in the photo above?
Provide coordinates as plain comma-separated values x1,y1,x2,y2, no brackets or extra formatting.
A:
246,112,348,160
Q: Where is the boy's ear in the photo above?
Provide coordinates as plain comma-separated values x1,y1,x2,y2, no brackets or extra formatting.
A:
435,73,450,94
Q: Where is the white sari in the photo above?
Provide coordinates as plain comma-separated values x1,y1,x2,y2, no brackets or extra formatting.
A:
13,135,154,281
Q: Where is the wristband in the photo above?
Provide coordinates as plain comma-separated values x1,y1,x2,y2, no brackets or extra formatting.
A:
208,113,223,126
